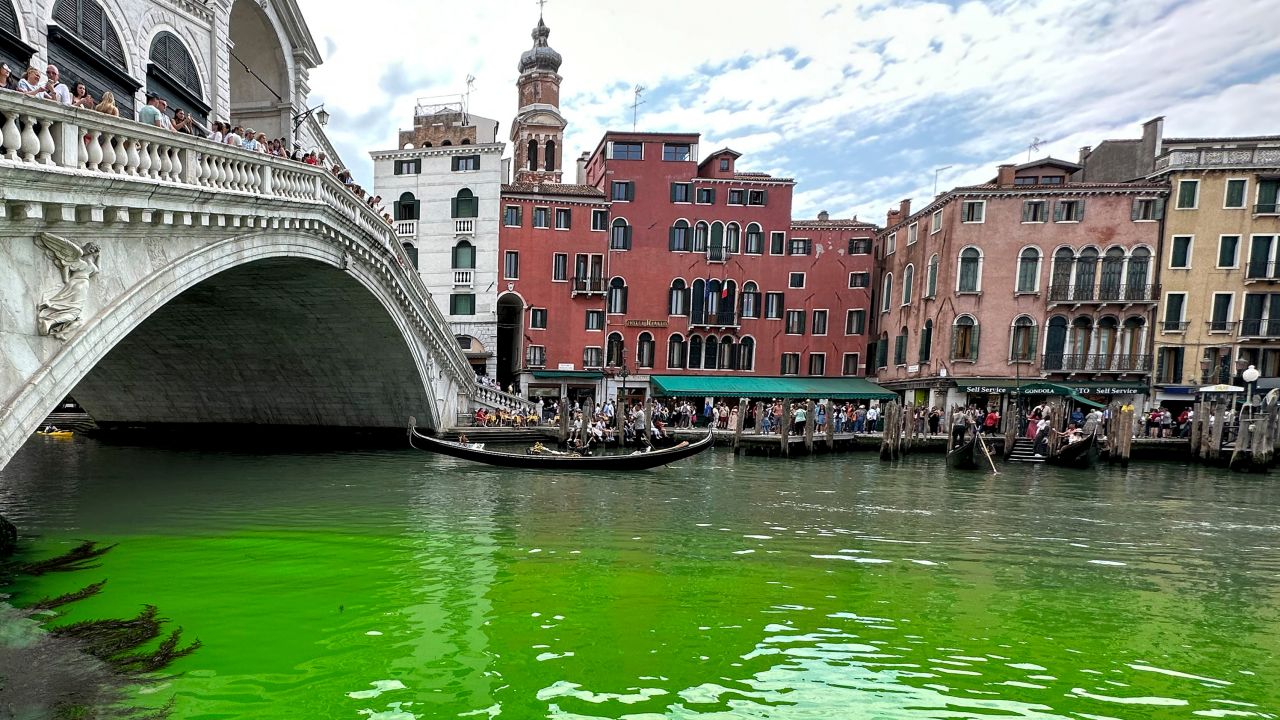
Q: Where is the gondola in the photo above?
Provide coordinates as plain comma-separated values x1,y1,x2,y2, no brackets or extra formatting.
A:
408,420,714,470
946,434,982,470
1045,432,1098,469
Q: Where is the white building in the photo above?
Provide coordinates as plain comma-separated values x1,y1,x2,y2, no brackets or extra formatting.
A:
371,100,506,378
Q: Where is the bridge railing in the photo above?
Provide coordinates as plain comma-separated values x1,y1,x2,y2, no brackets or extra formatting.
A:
473,385,536,413
0,92,476,402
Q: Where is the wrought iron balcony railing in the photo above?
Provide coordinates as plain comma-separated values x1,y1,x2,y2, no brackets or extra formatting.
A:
1239,318,1280,338
1042,354,1153,372
1047,283,1159,303
1160,320,1189,333
689,309,739,328
571,276,606,295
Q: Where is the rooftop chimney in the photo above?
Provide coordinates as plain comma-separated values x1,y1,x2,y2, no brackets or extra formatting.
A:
1141,116,1165,173
1078,145,1091,165
996,164,1017,187
818,210,830,221
575,151,588,185
898,198,911,218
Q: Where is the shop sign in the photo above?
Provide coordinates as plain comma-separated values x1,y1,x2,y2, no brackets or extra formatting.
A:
907,364,920,373
1068,386,1144,395
962,385,1012,394
625,319,669,328
557,363,575,370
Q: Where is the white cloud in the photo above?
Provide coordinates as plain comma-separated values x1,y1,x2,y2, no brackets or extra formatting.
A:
297,0,1280,223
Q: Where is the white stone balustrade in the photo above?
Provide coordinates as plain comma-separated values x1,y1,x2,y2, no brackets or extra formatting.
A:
474,385,536,414
0,91,478,404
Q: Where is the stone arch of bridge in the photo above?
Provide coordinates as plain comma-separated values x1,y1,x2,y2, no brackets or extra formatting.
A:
1,231,448,468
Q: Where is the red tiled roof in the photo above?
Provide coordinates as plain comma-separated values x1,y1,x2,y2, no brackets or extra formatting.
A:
790,219,878,229
502,183,606,198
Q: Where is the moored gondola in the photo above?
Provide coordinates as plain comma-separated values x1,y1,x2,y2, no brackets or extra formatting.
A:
408,420,714,470
946,435,983,471
1045,432,1099,469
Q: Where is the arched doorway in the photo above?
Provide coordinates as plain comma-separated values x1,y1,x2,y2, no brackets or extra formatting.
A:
496,293,524,389
229,0,288,140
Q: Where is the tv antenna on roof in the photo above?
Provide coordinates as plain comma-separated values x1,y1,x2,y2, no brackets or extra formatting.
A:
631,85,646,132
1027,136,1043,161
463,74,476,120
933,165,953,196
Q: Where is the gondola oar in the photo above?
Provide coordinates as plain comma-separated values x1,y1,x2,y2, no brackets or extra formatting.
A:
976,432,1000,475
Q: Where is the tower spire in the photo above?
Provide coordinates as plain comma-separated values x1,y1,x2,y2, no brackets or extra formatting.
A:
511,4,567,185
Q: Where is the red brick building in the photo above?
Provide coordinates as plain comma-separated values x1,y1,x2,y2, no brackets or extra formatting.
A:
495,16,879,406
872,158,1168,413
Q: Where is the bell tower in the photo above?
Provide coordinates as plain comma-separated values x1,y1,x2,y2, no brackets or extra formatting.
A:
511,11,566,184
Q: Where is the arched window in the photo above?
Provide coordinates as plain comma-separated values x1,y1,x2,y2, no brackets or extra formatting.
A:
1126,248,1151,300
527,139,538,171
1069,316,1093,357
669,279,689,316
957,247,982,292
705,279,721,317
461,138,471,145
451,188,477,218
726,223,741,254
148,31,208,122
422,142,432,148
1100,247,1125,300
881,273,893,313
669,220,690,252
952,315,979,361
442,140,452,146
901,264,915,306
709,222,725,261
1050,247,1074,301
611,218,632,250
1096,315,1119,369
704,333,719,368
1120,316,1145,370
918,319,933,362
1044,316,1068,370
607,277,628,314
637,332,655,368
691,279,705,322
688,335,703,369
720,280,737,325
606,332,624,367
926,254,939,298
741,281,760,319
544,140,556,171
894,325,909,365
50,0,138,118
1074,247,1098,301
745,223,763,254
1010,315,1037,362
719,336,735,369
395,191,419,221
693,222,709,253
668,334,687,369
1017,247,1041,293
451,241,475,269
738,336,755,371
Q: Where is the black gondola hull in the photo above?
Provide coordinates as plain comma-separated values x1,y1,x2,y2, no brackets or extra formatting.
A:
1045,434,1098,469
946,437,982,471
409,427,714,470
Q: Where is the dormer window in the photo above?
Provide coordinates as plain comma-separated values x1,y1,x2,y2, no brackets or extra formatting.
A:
1014,176,1038,185
609,142,643,160
663,143,693,162
719,158,730,171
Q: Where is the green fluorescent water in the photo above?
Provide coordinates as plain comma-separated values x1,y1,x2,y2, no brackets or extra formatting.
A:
2,438,1279,719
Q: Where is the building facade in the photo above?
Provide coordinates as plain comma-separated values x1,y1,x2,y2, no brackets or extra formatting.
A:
873,159,1168,413
1,0,320,142
371,103,505,376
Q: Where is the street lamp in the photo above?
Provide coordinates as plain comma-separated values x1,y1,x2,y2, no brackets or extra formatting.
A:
617,362,630,409
1243,364,1261,416
292,104,329,134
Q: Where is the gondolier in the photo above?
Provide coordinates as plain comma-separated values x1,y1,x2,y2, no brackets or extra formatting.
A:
951,409,971,447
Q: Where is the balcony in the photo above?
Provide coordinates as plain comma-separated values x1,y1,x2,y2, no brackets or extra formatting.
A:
453,269,474,287
1256,203,1280,215
1239,318,1280,338
1207,320,1238,334
1042,354,1152,373
455,218,475,235
689,309,739,328
1160,320,1189,333
1047,283,1159,305
1245,261,1280,283
571,276,605,296
394,219,417,237
1154,147,1280,171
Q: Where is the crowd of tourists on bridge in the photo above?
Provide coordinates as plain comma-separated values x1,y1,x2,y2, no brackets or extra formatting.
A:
2,63,396,224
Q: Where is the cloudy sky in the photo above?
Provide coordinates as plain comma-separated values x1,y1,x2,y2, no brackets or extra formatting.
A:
299,0,1280,223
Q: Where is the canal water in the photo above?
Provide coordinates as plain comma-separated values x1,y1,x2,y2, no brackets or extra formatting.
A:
2,437,1278,719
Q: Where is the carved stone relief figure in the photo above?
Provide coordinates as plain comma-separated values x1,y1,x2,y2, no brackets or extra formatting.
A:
35,233,101,340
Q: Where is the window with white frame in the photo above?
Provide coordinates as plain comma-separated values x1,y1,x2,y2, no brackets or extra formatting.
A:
846,309,866,335
1022,200,1048,223
1016,247,1041,293
1170,236,1192,269
1055,199,1085,222
957,247,982,292
770,231,785,255
1176,179,1199,209
849,272,869,288
808,353,826,376
1009,315,1036,361
907,223,918,245
765,292,784,319
780,352,800,376
901,264,914,305
788,272,805,289
881,273,893,312
526,345,546,368
885,231,897,255
529,307,547,329
591,209,608,231
1218,235,1240,268
554,208,571,229
503,205,522,226
533,207,550,228
785,310,805,335
842,353,861,376
1224,179,1247,209
930,210,942,234
962,200,984,223
812,309,828,335
952,315,979,360
503,251,519,279
552,253,567,282
583,346,603,368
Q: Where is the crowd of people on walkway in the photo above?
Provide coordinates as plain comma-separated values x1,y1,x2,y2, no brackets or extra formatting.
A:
1,63,396,224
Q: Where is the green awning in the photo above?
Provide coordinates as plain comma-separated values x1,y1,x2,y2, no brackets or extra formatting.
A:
1016,381,1106,409
1063,381,1148,395
650,375,897,400
531,370,604,379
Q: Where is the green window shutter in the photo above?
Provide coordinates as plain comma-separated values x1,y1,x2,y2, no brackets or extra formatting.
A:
1155,349,1166,383
708,188,716,204
669,226,678,251
969,324,981,361
450,197,458,218
627,183,636,201
1172,348,1184,383
950,329,959,359
761,190,768,205
1077,199,1085,220
1023,203,1033,222
1154,198,1166,219
515,206,522,225
670,183,678,202
1053,201,1065,222
625,226,633,247
1028,326,1038,361
1131,198,1141,221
